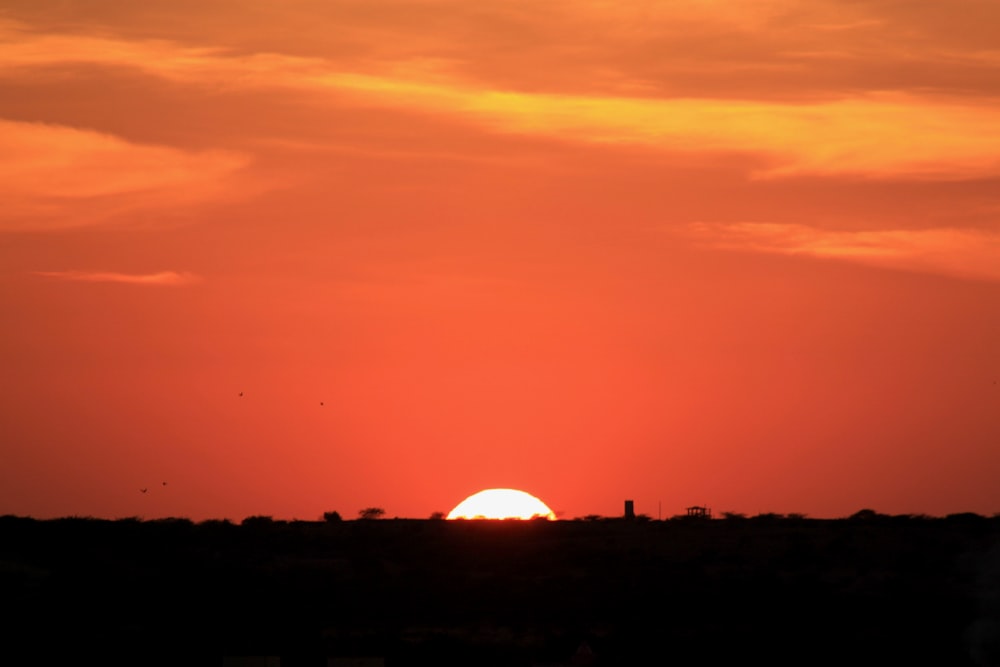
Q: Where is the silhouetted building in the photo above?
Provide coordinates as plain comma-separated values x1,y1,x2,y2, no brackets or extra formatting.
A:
686,506,711,519
624,500,635,519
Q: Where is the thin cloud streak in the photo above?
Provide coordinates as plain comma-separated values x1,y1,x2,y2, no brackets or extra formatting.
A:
322,77,1000,180
0,119,249,230
688,222,1000,282
33,270,202,286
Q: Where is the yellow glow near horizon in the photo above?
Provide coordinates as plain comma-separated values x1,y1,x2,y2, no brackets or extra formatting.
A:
447,488,557,520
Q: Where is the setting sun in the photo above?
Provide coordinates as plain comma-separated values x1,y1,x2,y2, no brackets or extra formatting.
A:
447,488,557,520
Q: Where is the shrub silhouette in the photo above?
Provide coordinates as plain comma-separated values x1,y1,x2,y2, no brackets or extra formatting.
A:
241,515,275,527
358,507,385,520
323,511,342,522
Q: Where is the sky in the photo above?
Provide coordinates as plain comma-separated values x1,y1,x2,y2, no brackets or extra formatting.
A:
1,0,999,522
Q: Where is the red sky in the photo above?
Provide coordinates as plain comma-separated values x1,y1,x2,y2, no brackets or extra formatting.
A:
2,1,999,521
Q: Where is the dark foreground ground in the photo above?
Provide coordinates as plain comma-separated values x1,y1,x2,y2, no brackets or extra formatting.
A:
2,513,1000,666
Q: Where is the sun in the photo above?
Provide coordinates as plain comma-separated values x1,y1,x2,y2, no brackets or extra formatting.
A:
446,488,557,520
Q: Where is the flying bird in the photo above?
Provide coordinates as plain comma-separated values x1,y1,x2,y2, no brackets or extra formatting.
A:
239,391,244,397
140,488,148,494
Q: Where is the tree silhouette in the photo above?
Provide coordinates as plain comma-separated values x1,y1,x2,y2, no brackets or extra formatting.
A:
322,511,342,522
358,507,385,520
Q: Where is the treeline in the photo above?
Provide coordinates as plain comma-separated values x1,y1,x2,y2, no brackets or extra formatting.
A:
1,513,998,666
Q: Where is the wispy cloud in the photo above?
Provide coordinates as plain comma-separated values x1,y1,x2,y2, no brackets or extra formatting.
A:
687,222,1000,282
323,78,1000,180
0,119,248,230
33,270,202,286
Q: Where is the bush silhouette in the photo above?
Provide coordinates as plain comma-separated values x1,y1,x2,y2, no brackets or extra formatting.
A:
358,507,385,520
241,515,275,527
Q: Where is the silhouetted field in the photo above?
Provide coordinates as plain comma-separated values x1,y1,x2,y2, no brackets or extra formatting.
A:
2,513,999,666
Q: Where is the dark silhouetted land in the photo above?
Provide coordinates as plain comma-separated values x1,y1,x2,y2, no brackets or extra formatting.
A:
2,512,999,666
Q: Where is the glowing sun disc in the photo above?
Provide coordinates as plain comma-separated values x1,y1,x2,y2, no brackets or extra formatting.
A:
447,488,556,520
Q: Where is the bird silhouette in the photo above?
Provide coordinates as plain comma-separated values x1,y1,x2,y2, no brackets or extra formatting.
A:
140,488,148,494
239,391,244,397
162,481,167,486
320,401,324,406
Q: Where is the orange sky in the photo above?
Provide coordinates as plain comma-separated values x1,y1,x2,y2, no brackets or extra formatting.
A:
2,1,999,521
